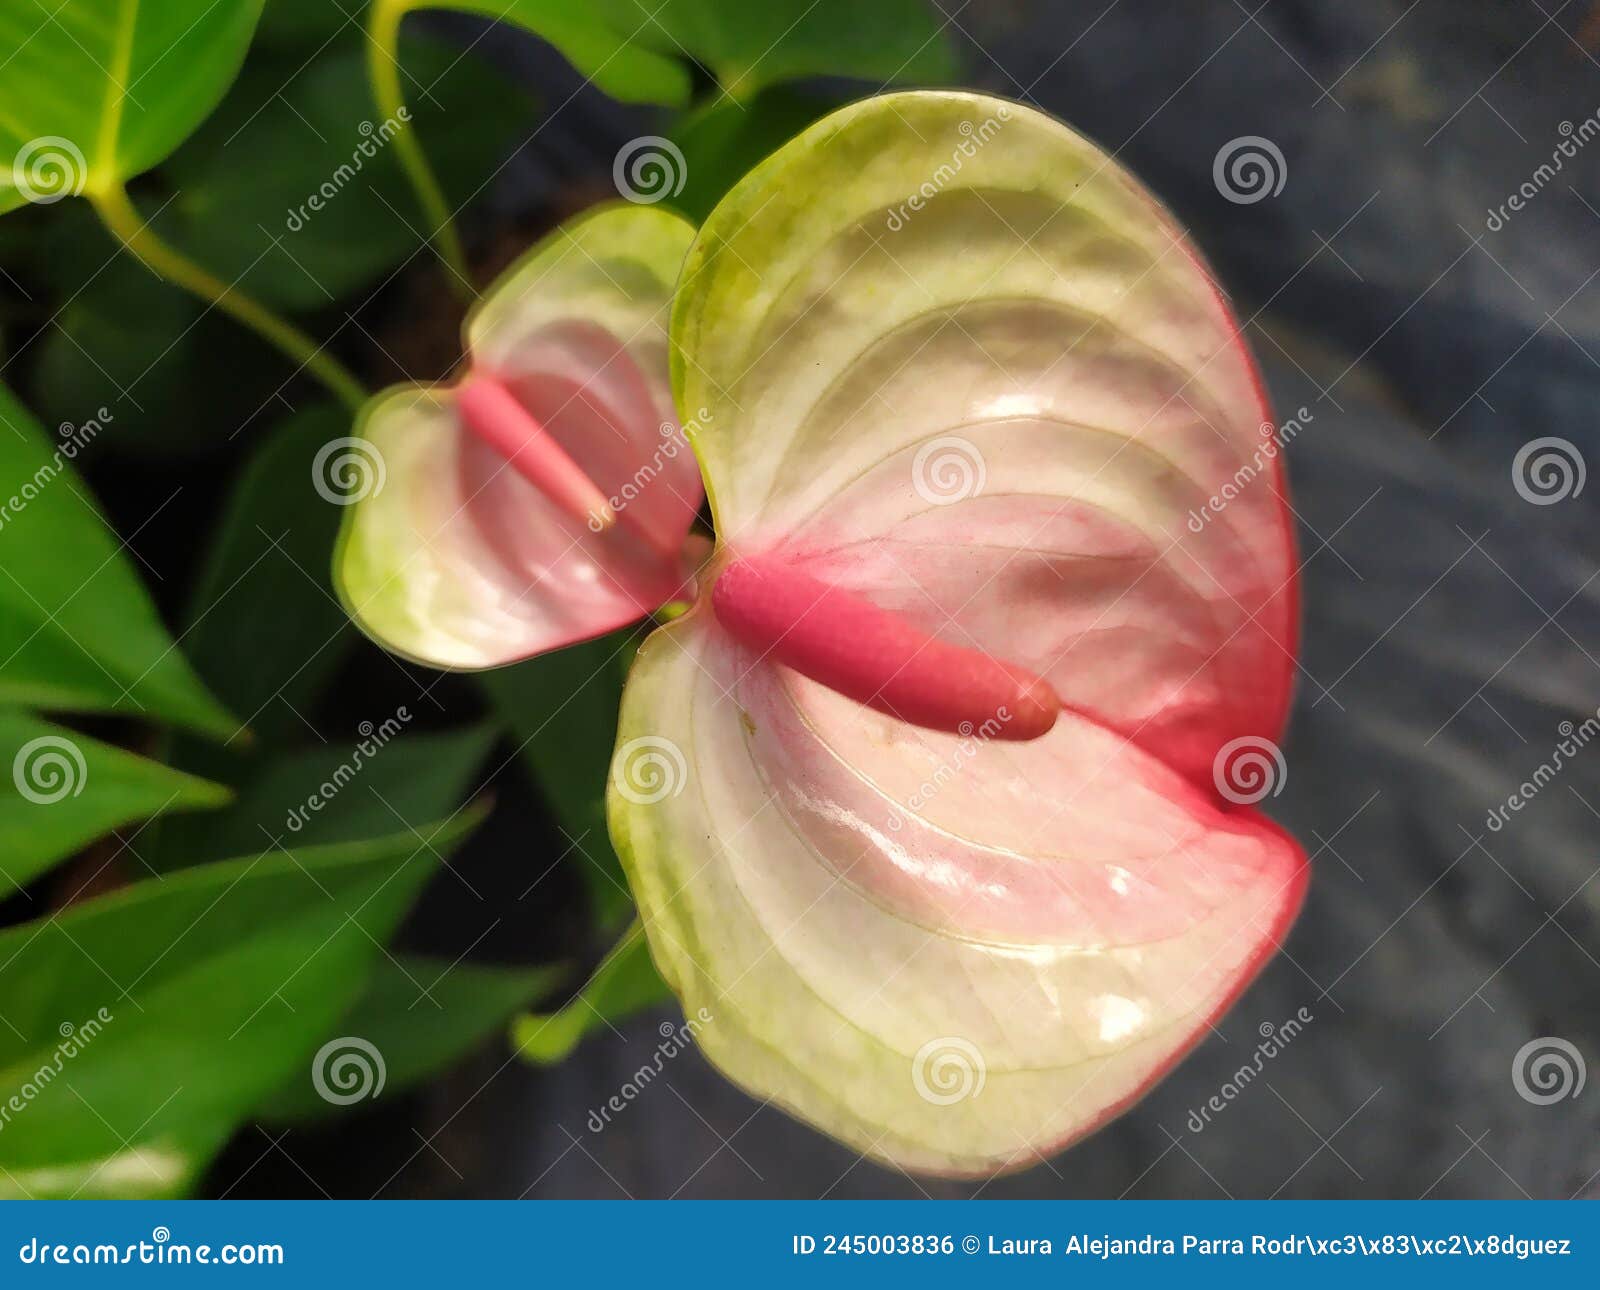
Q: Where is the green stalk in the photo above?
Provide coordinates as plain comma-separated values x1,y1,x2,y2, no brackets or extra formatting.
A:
91,183,365,413
368,0,473,298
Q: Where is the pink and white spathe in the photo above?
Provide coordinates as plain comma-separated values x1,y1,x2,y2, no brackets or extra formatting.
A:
609,92,1308,1177
334,203,702,670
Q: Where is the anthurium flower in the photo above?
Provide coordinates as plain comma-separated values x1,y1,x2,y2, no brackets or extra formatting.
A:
609,92,1307,1176
334,203,702,668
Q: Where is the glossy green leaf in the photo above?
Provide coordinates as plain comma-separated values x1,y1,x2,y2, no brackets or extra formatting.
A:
158,725,495,866
480,631,636,927
0,710,230,895
513,918,669,1064
419,0,692,107
258,952,562,1123
597,0,957,99
162,35,533,311
0,383,236,739
0,0,266,214
0,813,479,1198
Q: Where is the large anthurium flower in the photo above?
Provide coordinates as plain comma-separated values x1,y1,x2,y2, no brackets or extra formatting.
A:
609,92,1307,1177
334,203,702,668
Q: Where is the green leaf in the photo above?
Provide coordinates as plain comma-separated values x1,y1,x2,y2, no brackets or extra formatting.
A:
479,631,635,927
669,84,841,222
0,813,479,1198
597,0,957,100
0,383,237,739
421,0,692,107
258,952,562,1123
161,35,533,311
32,250,287,458
179,404,353,747
158,725,495,866
0,710,230,895
513,918,668,1064
257,0,362,49
0,0,267,214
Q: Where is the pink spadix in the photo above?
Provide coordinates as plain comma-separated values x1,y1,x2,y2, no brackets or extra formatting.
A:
456,372,617,534
712,556,1061,741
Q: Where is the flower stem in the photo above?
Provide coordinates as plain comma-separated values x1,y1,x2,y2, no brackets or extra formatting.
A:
367,0,474,299
90,183,365,413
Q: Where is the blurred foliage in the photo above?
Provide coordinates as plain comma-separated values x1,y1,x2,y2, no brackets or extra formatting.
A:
258,953,564,1124
480,631,638,928
0,0,956,1195
514,920,673,1065
161,36,533,311
0,815,479,1198
0,386,236,736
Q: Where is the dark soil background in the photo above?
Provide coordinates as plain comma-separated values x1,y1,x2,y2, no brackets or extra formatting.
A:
86,0,1600,1198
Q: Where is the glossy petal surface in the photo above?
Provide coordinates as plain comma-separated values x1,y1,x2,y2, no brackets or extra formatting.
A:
612,93,1306,1175
334,204,701,669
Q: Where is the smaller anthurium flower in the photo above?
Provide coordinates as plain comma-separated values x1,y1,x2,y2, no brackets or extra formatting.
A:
609,92,1308,1176
334,203,702,669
